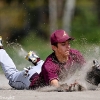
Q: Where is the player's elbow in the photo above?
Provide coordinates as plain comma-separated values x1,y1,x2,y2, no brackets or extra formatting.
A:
50,79,59,87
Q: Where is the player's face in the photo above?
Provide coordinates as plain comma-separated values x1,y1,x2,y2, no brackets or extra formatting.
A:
53,40,70,57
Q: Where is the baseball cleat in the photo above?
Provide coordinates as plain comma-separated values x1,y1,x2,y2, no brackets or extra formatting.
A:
0,36,3,49
23,67,29,76
25,51,40,65
23,66,32,77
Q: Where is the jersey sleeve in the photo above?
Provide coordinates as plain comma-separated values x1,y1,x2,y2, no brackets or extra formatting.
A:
42,60,59,85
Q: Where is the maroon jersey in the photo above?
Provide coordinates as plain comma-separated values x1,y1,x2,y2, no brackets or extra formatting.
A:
39,49,85,85
29,49,85,89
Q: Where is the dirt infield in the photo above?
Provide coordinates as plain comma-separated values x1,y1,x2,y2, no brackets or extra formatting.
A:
0,74,100,100
0,90,100,100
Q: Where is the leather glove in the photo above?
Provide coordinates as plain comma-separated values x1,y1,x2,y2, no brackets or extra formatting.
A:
86,60,100,86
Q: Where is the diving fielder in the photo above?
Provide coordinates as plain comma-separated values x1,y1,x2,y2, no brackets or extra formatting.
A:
0,36,100,90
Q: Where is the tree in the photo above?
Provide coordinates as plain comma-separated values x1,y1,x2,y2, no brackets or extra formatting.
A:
63,0,76,34
49,0,57,34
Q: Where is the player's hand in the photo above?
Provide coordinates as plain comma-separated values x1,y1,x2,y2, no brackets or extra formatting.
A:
57,82,86,92
86,60,100,86
66,82,85,92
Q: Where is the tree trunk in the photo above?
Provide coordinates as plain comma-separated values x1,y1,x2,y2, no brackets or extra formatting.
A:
63,0,76,34
49,0,57,34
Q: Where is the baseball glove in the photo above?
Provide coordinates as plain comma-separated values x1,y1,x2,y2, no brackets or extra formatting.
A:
86,60,100,86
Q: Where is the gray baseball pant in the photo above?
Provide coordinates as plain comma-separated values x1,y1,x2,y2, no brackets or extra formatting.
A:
0,49,44,89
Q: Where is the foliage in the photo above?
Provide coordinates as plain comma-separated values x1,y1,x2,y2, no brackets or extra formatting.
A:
0,0,99,44
71,0,100,44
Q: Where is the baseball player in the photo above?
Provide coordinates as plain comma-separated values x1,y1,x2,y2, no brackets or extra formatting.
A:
0,36,44,89
0,35,85,91
0,34,100,91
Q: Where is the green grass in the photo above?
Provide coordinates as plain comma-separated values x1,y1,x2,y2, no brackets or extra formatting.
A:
20,32,52,60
